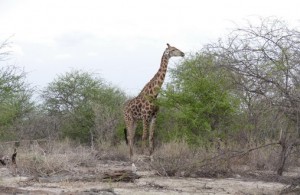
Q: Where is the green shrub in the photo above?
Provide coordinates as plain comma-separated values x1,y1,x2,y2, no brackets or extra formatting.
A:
157,53,238,145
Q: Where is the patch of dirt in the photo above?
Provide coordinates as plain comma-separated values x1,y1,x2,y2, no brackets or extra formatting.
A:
0,162,294,195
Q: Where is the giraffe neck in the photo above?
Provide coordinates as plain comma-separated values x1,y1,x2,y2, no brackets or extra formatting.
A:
138,53,169,99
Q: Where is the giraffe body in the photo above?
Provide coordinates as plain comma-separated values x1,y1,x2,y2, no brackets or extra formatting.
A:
124,44,184,158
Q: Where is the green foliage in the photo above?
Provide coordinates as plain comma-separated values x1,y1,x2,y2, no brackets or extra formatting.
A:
0,66,34,140
158,53,238,145
41,70,126,144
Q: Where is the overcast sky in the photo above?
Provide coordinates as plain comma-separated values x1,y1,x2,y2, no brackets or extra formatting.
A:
0,0,300,96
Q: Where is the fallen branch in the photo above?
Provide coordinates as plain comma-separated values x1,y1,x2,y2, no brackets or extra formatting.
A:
102,170,140,182
38,170,141,183
194,142,280,170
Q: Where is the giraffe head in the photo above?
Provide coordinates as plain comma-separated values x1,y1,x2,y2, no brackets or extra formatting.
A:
164,43,185,58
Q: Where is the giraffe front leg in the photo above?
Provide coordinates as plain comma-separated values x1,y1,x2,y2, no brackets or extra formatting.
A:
142,118,149,155
149,116,156,156
126,119,137,160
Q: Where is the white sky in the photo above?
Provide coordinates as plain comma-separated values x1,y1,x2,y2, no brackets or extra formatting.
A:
0,0,300,96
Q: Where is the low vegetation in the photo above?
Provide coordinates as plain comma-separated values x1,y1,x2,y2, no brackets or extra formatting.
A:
0,139,298,181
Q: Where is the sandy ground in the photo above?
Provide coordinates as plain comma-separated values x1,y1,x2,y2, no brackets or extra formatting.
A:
0,162,293,195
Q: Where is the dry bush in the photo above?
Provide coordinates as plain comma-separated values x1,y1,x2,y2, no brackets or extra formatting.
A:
227,141,300,173
246,144,281,171
95,142,129,162
150,140,295,178
1,138,297,179
150,141,230,177
14,140,97,176
0,143,15,158
222,141,280,172
150,141,193,176
0,139,132,177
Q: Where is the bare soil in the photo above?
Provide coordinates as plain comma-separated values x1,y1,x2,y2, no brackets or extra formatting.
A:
0,160,297,195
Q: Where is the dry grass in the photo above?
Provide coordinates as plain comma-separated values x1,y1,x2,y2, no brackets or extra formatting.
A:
239,143,281,171
95,142,129,162
0,139,131,177
149,140,299,178
15,140,97,176
150,141,230,177
150,141,195,176
1,138,299,180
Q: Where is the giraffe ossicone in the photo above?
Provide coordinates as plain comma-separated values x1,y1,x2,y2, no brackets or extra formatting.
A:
123,43,185,159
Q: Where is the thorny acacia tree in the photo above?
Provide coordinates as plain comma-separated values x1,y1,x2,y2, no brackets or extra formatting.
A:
41,70,126,145
0,38,34,140
206,18,300,175
159,53,237,145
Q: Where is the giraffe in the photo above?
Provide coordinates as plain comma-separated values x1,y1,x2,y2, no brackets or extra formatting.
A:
123,43,185,158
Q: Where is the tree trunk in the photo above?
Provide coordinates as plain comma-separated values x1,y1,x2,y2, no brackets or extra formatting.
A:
277,128,291,176
277,141,288,176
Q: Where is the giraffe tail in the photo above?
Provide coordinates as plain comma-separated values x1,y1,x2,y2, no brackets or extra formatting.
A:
124,128,128,145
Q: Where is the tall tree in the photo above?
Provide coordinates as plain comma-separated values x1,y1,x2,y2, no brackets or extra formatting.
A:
206,18,300,175
159,53,237,145
0,39,34,140
41,70,126,145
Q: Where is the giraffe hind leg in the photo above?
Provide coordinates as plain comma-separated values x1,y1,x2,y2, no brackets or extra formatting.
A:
125,119,137,159
124,128,128,145
149,116,157,155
